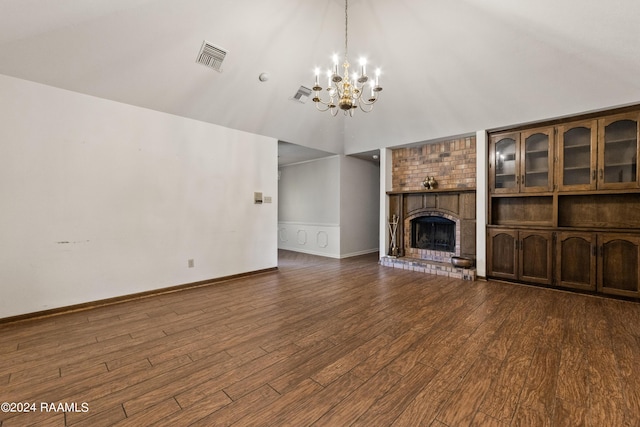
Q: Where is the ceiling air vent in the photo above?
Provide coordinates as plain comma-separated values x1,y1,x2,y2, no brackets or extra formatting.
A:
291,86,312,104
196,41,227,72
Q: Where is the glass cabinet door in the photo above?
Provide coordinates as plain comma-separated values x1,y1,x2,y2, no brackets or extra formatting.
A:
557,120,597,191
521,127,553,192
491,132,519,193
598,112,639,189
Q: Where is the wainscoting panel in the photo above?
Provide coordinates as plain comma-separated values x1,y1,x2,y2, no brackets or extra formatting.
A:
277,222,340,258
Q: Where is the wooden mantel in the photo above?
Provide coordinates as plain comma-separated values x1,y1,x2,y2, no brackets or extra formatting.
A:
387,188,476,196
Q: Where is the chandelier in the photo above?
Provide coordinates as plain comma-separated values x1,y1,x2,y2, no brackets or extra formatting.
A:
312,0,382,116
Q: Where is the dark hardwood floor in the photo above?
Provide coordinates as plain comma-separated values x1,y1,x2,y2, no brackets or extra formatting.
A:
1,250,639,426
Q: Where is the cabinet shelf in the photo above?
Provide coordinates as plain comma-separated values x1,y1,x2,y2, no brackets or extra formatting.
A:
558,193,640,229
491,196,553,226
605,137,636,145
605,162,636,168
563,165,591,172
498,153,516,161
525,169,549,175
525,149,549,156
564,144,590,151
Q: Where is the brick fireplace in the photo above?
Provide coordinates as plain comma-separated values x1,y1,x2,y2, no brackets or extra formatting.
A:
406,211,459,261
380,136,477,280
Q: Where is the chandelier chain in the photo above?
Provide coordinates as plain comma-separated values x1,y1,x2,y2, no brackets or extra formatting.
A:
344,0,348,60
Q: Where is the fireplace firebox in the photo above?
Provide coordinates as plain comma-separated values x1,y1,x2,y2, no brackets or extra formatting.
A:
410,216,456,252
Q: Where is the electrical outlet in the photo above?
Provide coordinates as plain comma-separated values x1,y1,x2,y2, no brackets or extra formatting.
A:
188,259,194,268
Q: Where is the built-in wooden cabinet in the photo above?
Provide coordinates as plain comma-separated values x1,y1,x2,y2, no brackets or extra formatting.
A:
488,106,640,299
488,228,552,285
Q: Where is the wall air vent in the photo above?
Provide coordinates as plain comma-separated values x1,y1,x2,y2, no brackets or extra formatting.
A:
196,41,227,72
291,86,312,104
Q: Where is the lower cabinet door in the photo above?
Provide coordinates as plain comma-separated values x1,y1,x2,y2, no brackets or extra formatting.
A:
556,232,596,291
518,230,553,285
488,228,518,281
597,234,640,298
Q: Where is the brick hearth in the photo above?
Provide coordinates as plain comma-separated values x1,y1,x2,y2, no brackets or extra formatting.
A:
379,256,476,281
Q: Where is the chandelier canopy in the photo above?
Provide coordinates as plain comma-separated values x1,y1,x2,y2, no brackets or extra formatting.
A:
312,0,382,116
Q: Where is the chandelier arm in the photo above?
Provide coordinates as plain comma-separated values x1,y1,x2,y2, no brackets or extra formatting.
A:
331,84,344,99
313,88,339,105
358,102,375,113
358,93,380,106
314,100,336,112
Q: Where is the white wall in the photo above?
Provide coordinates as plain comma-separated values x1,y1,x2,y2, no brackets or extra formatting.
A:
278,156,341,224
475,130,488,278
278,155,379,258
340,156,380,257
379,148,393,258
278,156,341,257
0,74,278,318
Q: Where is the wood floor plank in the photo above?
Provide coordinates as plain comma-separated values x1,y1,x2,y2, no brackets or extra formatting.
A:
552,397,588,426
478,349,533,423
114,398,181,426
311,334,394,386
516,345,561,422
258,372,363,427
310,366,403,426
471,411,510,426
120,344,291,419
434,353,503,426
67,405,127,427
148,390,231,426
176,384,280,427
390,385,451,426
267,337,365,394
1,250,638,426
350,330,423,382
229,378,323,426
351,362,438,426
223,339,335,400
555,299,590,407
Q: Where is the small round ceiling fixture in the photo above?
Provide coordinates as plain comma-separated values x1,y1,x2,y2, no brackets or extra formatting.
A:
258,72,269,82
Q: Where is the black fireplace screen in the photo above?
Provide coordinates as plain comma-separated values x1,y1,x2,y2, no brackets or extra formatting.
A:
411,216,456,252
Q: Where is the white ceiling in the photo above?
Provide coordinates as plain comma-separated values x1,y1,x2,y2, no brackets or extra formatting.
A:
1,0,640,162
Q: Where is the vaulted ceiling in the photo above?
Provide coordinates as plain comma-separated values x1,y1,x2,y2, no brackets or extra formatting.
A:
1,0,639,161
